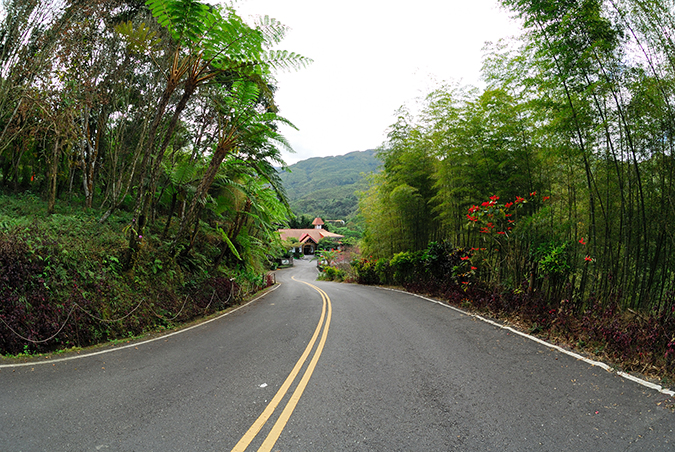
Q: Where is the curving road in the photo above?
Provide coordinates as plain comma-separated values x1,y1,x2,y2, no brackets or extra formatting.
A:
1,258,674,451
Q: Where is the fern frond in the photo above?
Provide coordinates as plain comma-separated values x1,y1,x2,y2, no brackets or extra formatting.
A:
170,160,198,186
261,49,313,71
146,0,209,44
254,15,289,46
216,225,242,260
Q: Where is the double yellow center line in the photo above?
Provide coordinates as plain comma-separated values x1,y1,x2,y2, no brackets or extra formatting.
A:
230,277,332,452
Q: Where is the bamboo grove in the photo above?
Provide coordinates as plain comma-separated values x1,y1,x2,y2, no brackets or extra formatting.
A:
360,0,675,313
0,0,309,271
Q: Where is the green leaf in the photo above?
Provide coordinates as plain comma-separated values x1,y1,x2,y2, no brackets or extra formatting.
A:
217,226,242,260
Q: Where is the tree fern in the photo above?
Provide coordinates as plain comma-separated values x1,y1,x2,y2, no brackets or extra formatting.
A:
145,0,209,45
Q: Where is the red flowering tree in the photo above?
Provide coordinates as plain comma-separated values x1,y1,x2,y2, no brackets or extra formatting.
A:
465,192,543,288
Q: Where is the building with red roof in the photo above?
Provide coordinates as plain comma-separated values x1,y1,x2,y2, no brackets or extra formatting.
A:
278,217,343,255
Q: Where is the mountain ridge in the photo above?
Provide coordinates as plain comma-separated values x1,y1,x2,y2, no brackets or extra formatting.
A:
279,149,381,220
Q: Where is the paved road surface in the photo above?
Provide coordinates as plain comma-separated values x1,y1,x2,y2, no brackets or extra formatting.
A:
1,258,674,451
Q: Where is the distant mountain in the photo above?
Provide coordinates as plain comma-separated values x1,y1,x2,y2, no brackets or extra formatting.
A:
279,150,381,220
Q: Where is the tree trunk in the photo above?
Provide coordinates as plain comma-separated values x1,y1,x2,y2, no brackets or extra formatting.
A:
141,77,198,220
48,136,61,215
172,143,233,251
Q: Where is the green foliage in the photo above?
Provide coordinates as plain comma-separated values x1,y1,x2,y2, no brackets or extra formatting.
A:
317,237,340,251
318,265,346,282
0,0,306,355
350,257,379,285
537,242,570,277
146,0,210,44
351,241,474,288
389,251,422,284
314,248,339,267
287,214,314,229
358,3,675,310
0,194,279,355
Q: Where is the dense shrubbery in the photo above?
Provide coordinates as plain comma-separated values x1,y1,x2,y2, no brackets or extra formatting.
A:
0,205,274,356
352,241,474,288
351,241,675,379
317,265,348,282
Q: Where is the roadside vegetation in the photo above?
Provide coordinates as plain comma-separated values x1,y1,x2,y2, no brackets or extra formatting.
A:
0,0,305,356
356,0,675,383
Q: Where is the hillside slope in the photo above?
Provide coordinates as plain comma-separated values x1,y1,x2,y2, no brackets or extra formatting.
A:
279,150,380,220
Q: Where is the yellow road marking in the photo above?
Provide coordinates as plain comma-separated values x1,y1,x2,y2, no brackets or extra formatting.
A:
258,281,332,451
230,277,332,452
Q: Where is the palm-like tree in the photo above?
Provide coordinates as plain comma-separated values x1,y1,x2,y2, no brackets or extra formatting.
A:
172,79,294,252
121,0,308,253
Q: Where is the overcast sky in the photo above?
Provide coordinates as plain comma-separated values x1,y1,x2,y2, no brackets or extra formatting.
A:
233,0,523,164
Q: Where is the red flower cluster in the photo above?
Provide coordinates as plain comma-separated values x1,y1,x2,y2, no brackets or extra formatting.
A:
504,202,514,209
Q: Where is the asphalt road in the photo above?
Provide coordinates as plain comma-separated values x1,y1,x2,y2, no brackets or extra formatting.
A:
1,258,674,451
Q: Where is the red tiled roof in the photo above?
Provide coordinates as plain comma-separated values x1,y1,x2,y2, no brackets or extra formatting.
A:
312,217,324,226
278,228,343,243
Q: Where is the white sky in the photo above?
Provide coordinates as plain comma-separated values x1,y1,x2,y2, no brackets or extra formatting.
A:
234,0,523,164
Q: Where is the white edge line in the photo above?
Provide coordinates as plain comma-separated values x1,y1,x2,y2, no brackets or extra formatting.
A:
379,286,675,398
0,284,282,369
